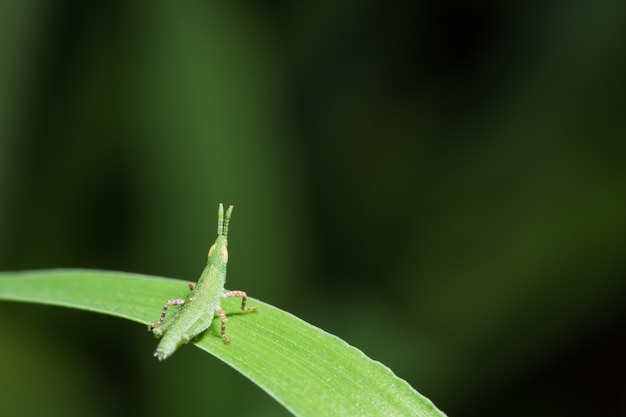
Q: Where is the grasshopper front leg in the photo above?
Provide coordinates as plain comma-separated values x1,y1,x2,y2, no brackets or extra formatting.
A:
215,290,258,343
223,290,258,313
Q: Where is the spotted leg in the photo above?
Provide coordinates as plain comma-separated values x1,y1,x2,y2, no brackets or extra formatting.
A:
223,290,258,313
147,299,185,331
215,290,258,343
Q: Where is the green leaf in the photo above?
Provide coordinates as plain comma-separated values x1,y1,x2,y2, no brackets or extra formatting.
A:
0,269,446,417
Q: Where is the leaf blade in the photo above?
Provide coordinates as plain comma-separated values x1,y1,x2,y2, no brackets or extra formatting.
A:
0,269,446,417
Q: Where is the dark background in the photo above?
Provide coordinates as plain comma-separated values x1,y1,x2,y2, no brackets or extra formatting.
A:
1,1,625,416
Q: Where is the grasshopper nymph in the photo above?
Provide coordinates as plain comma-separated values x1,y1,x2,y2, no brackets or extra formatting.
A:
148,204,257,360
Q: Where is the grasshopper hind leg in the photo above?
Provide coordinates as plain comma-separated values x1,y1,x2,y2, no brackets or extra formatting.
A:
147,299,186,333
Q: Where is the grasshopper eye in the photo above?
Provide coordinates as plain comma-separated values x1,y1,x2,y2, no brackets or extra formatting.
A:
208,243,216,257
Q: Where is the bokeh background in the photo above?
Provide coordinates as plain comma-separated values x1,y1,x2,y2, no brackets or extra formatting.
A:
1,1,625,416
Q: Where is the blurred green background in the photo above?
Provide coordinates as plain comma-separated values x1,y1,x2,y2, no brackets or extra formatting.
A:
1,1,625,416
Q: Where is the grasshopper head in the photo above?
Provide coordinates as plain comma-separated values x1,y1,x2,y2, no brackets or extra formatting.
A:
208,203,233,265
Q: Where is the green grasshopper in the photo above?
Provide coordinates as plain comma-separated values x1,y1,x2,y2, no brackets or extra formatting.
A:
148,203,257,360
